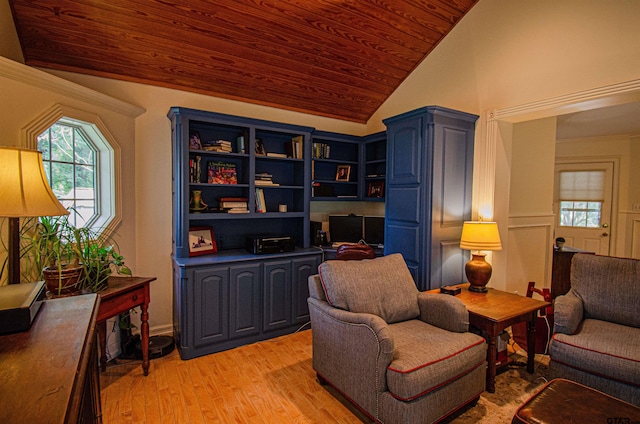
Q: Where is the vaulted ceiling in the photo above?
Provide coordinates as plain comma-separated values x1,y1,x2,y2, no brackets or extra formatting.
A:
9,0,478,123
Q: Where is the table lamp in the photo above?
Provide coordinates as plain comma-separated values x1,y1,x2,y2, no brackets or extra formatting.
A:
460,221,502,292
0,146,69,285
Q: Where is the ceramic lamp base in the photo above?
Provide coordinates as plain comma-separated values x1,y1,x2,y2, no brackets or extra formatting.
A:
465,252,492,293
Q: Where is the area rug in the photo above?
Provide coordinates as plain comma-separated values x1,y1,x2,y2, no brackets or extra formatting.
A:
444,351,551,423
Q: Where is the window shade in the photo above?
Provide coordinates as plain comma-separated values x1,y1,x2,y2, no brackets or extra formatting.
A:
558,170,604,201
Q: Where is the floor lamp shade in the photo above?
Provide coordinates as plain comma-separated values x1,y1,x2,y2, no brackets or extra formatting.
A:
0,147,69,284
460,222,502,292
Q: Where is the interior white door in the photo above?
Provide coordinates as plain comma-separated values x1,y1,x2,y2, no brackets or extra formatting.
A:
553,161,613,255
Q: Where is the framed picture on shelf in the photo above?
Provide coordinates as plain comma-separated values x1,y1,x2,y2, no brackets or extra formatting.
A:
367,181,385,198
188,226,218,256
255,137,267,156
189,130,203,150
335,165,351,182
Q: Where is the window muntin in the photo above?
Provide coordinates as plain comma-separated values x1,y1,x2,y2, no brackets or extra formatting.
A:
559,201,602,228
38,121,98,228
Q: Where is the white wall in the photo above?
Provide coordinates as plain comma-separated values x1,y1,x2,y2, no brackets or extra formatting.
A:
2,0,640,331
506,118,557,294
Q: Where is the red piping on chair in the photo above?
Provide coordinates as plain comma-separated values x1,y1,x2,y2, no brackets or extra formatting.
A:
387,339,486,374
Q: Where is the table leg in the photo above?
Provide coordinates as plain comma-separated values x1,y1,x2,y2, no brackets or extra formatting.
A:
486,335,497,393
98,321,107,372
141,303,149,376
526,318,536,373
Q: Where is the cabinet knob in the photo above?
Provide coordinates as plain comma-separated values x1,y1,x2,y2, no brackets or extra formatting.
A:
132,295,138,301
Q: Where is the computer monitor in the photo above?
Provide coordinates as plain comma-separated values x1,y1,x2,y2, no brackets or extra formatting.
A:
364,216,385,247
328,214,363,243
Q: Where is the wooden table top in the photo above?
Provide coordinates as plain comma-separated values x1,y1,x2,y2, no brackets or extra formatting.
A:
0,294,99,423
429,283,551,323
99,276,156,301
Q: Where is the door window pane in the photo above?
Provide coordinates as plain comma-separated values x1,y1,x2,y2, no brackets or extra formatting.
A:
559,201,601,228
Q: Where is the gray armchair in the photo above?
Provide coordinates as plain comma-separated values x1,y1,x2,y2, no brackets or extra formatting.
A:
307,254,487,424
549,254,640,406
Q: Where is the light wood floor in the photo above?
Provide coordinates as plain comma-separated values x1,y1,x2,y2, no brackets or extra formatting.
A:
100,329,370,424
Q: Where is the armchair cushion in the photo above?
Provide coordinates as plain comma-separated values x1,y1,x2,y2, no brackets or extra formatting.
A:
318,253,420,323
385,319,486,401
552,319,640,386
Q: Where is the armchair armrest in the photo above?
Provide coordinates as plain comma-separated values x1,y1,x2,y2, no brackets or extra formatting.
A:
553,289,584,335
417,293,469,333
307,296,395,407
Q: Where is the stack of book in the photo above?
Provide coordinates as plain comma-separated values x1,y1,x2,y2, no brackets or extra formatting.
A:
189,156,202,183
255,188,266,213
208,161,238,184
203,139,232,152
254,172,279,186
219,197,249,214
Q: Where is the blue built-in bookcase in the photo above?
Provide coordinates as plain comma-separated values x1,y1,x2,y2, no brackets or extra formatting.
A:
168,107,322,359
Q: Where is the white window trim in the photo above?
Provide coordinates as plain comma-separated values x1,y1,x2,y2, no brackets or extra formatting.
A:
23,104,122,237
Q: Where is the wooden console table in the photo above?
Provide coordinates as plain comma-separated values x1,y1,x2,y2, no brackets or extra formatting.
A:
97,276,156,376
0,294,102,423
428,283,551,393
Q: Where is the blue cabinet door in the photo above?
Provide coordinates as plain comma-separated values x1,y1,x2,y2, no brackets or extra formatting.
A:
291,256,321,324
263,259,292,332
192,266,229,347
229,263,261,339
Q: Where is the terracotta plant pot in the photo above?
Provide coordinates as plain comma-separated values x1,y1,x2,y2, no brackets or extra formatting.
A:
43,264,84,297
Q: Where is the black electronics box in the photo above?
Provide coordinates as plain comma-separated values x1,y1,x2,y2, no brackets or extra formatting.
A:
0,281,46,335
246,235,295,254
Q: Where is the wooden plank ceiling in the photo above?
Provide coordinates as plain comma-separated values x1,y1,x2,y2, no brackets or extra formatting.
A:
9,0,478,123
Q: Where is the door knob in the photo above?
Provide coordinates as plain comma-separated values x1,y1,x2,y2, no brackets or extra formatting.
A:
602,223,609,228
602,232,609,237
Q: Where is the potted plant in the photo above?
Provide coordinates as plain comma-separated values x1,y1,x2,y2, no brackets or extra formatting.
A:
32,215,85,296
26,214,131,296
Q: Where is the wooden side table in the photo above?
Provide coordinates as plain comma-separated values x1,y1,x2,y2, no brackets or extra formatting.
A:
97,276,156,376
427,283,551,393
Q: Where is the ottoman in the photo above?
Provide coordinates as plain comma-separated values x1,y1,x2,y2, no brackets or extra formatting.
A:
513,378,640,424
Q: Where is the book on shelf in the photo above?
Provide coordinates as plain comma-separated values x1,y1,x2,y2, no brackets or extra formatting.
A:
219,197,248,202
224,208,250,214
266,152,287,158
220,201,248,209
255,188,266,213
292,135,303,158
208,161,237,184
254,180,279,186
189,156,202,183
312,142,330,159
254,172,279,186
255,172,273,180
286,135,304,159
203,139,232,152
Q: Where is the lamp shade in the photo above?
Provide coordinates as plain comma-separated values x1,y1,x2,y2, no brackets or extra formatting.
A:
0,146,69,217
460,221,502,251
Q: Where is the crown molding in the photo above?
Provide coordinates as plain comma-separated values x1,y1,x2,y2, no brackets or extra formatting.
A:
0,56,145,118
